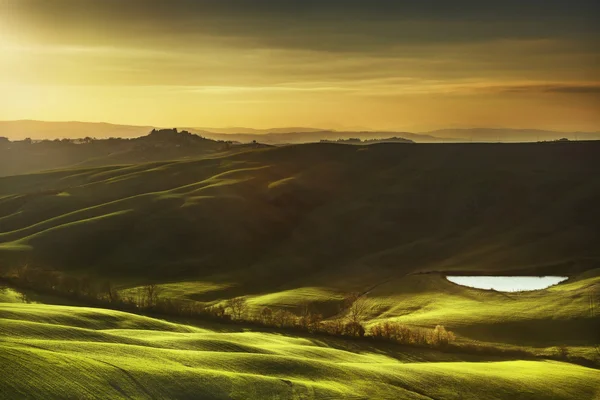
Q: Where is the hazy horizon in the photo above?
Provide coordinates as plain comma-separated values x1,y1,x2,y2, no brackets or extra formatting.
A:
1,118,599,136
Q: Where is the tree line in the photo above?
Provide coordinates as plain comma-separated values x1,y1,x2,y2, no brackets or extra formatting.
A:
6,265,599,367
8,264,600,367
2,264,459,349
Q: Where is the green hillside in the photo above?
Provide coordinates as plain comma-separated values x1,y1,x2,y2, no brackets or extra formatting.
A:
1,301,599,400
1,142,599,399
1,142,598,281
1,142,598,350
115,269,599,355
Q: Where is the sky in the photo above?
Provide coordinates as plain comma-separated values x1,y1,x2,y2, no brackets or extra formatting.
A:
1,0,599,132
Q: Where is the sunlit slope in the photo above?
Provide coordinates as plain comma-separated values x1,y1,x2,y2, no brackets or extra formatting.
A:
1,302,599,400
365,271,600,346
121,270,599,349
0,142,599,284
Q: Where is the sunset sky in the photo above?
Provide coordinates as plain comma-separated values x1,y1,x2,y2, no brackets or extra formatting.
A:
1,0,599,131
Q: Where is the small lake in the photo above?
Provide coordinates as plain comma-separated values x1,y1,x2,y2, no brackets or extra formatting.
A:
446,276,568,292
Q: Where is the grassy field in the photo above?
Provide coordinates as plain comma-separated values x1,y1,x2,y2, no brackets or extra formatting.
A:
117,269,599,353
1,143,598,340
1,142,598,284
1,142,599,398
1,301,599,400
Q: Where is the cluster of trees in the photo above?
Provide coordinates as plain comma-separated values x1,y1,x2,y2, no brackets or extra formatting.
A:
370,321,455,347
6,266,600,367
0,128,231,159
3,265,456,349
8,264,118,302
320,138,362,144
319,137,413,144
223,292,372,338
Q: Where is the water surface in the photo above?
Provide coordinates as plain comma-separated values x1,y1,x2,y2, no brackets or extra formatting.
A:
446,276,568,292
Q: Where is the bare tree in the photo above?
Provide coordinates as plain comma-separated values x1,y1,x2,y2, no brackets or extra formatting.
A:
344,321,366,337
135,287,147,308
298,304,323,332
345,292,370,325
101,281,120,304
145,284,162,308
259,307,273,325
208,304,228,319
272,309,296,328
227,297,248,320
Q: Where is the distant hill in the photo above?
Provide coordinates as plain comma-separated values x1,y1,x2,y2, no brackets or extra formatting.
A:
194,129,445,144
188,126,324,135
0,128,254,177
197,128,600,144
4,120,599,143
320,137,414,144
0,120,154,140
427,128,600,142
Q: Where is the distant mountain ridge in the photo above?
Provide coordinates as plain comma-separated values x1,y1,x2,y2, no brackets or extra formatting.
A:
426,128,600,142
1,120,599,143
192,130,436,144
0,120,154,140
189,126,324,135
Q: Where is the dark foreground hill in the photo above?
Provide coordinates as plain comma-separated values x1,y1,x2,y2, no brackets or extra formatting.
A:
1,141,598,286
2,141,599,353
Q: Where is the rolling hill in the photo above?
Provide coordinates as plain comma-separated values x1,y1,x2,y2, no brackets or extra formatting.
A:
1,141,599,399
1,300,598,400
0,129,255,177
0,142,598,349
4,120,599,145
1,141,598,280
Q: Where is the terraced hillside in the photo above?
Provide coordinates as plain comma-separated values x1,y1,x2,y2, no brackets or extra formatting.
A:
1,301,599,400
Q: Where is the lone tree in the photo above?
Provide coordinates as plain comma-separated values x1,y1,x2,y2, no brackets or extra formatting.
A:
345,292,370,325
145,284,162,308
227,297,248,320
101,281,120,304
341,292,370,337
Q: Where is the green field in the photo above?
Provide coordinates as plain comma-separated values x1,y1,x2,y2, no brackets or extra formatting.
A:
117,269,599,356
1,301,599,400
1,142,599,399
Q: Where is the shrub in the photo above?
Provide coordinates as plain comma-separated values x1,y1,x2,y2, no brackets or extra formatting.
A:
272,309,296,328
226,297,248,320
344,321,366,337
259,307,274,325
369,322,455,348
